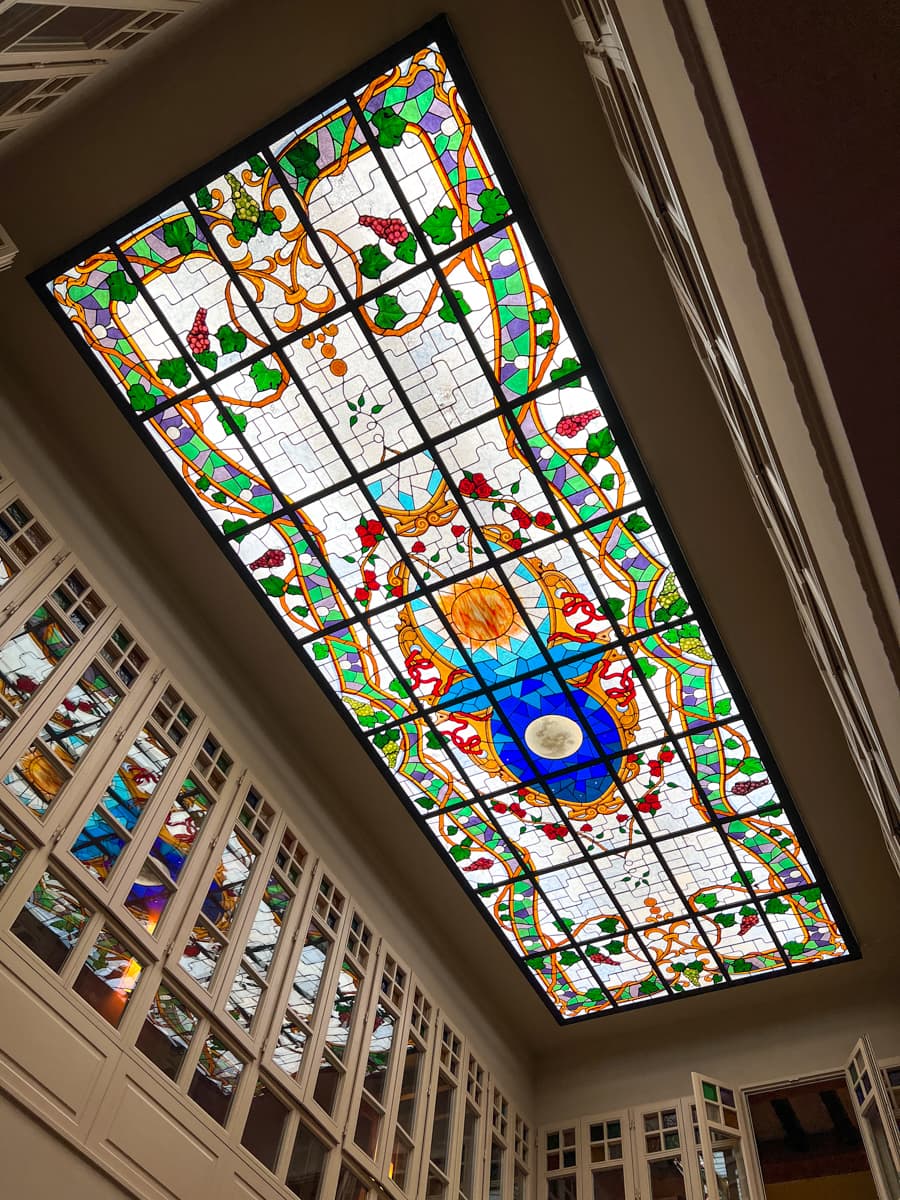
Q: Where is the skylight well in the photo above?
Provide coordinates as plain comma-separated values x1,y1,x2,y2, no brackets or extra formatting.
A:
37,20,851,1020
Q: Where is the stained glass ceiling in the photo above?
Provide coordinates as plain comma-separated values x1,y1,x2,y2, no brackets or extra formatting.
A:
36,20,852,1021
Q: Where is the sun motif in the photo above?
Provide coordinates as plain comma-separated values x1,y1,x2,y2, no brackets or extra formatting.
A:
438,574,527,653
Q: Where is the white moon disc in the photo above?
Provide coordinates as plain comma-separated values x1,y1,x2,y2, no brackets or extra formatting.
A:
523,714,584,760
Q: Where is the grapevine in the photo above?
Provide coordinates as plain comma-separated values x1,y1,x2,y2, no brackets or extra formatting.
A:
186,308,210,355
358,214,408,245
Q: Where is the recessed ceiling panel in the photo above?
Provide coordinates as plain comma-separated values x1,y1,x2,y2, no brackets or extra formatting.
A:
35,20,853,1020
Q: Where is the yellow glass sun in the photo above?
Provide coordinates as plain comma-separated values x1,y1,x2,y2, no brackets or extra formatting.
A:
438,575,527,654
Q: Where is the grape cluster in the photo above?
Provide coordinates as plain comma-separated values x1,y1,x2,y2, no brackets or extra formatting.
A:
555,409,602,439
248,549,286,570
739,913,760,936
358,213,408,245
225,172,260,223
186,307,210,355
731,779,767,796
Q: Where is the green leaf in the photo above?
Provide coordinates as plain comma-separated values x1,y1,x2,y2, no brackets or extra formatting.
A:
714,912,737,927
437,289,472,323
157,358,190,388
248,154,267,176
394,234,417,264
605,940,624,955
373,294,406,330
695,891,719,909
586,428,616,457
510,481,520,495
232,216,257,243
195,186,213,210
313,642,329,661
635,657,657,679
598,917,619,934
421,205,457,246
559,949,579,967
371,404,385,415
349,414,359,427
258,209,281,235
195,475,210,491
222,519,248,540
730,958,753,974
424,730,445,750
581,454,599,475
283,139,320,180
713,699,732,716
291,605,309,618
639,976,664,995
449,845,471,862
477,187,510,224
604,596,625,621
216,325,247,355
163,217,195,257
108,270,138,304
388,679,409,698
797,887,822,905
764,896,790,914
217,407,247,435
550,359,582,388
371,106,407,148
624,513,651,535
249,360,282,392
126,383,155,412
599,473,615,490
535,330,553,349
211,491,227,503
531,308,551,324
194,349,218,370
259,575,287,596
739,756,765,776
360,243,391,280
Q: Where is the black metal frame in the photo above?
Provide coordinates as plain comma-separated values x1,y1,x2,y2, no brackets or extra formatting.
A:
30,14,858,1025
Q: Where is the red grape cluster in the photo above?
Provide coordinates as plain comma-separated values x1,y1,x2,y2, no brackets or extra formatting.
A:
358,213,409,245
186,307,210,355
739,913,760,936
731,779,767,796
555,409,602,439
248,548,286,570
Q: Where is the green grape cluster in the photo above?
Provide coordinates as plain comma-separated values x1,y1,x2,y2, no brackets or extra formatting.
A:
225,172,260,223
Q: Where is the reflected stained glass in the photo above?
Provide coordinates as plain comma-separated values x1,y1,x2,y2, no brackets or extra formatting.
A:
42,25,851,1019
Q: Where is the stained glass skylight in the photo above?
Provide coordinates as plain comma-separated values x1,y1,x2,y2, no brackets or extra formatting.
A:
36,20,852,1021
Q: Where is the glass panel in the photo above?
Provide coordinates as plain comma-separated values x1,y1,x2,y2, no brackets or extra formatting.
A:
227,873,290,1030
149,776,211,881
429,1076,455,1173
136,983,197,1079
11,869,91,971
650,1159,688,1200
862,1106,900,1196
241,1080,289,1171
285,1120,328,1199
592,1167,627,1200
124,861,172,932
460,1104,480,1197
391,1130,414,1191
489,1138,504,1200
0,604,74,712
354,1093,383,1159
513,1166,528,1200
360,1003,396,1103
180,824,257,983
336,1167,368,1200
0,819,27,892
187,1032,244,1125
72,927,143,1027
46,28,851,1022
397,1039,423,1133
548,1180,578,1200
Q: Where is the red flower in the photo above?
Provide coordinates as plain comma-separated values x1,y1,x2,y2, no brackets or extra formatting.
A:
411,540,426,553
648,759,662,778
493,801,508,814
62,699,76,712
363,569,380,591
637,795,661,815
463,856,495,873
542,822,568,841
658,748,675,763
451,524,466,537
509,536,523,551
509,802,526,819
356,518,384,548
459,472,491,500
616,813,630,824
580,823,593,833
354,586,370,603
511,505,532,529
390,584,404,598
534,511,553,528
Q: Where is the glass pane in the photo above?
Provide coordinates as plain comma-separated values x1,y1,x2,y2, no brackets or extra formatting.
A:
592,1167,627,1199
650,1159,688,1200
4,739,69,815
285,1120,328,1199
354,1092,383,1159
548,1179,578,1200
863,1106,900,1195
241,1080,289,1171
489,1138,505,1200
124,862,172,933
287,922,332,1022
397,1040,423,1133
72,927,143,1027
136,983,197,1079
391,1130,413,1191
429,1077,455,1173
336,1167,368,1200
513,1166,528,1200
188,1032,244,1125
11,869,91,971
312,1050,342,1115
460,1104,480,1197
71,809,128,881
360,1003,396,1103
227,873,291,1029
149,776,211,881
0,819,27,892
0,604,74,712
